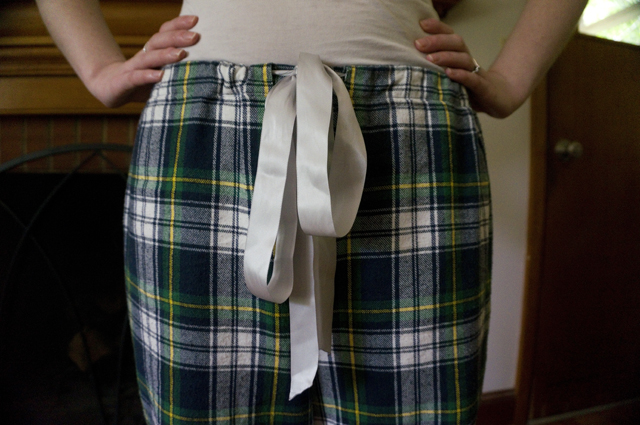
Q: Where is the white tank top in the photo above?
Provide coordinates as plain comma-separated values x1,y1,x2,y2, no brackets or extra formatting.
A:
180,0,441,71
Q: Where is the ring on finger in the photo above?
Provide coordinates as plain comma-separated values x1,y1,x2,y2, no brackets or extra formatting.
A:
471,58,481,74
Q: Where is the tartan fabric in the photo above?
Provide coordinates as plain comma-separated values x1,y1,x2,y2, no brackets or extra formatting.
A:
123,61,492,425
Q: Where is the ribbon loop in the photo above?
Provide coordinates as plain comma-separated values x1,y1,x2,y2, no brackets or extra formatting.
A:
243,76,298,304
244,53,367,399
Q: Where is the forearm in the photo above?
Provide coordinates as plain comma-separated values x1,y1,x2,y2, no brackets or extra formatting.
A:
490,0,589,108
35,0,124,89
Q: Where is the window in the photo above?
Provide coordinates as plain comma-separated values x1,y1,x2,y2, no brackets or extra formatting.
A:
579,0,640,45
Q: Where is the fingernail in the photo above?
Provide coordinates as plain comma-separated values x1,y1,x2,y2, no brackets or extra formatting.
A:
427,54,435,63
182,32,198,42
414,39,425,49
420,18,433,29
172,49,187,60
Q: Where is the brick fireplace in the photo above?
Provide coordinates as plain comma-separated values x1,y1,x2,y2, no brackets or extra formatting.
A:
0,2,171,422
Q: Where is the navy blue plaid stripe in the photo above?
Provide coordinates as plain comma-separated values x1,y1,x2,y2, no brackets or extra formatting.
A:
124,61,490,424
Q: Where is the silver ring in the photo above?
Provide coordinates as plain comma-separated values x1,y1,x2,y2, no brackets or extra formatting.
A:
471,58,481,74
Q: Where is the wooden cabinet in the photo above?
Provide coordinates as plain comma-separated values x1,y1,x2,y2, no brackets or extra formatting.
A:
0,0,181,114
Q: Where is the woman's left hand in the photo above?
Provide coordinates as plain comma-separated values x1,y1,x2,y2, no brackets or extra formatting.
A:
415,18,520,118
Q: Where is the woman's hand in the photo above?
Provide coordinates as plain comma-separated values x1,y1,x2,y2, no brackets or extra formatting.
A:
415,18,521,118
87,15,200,107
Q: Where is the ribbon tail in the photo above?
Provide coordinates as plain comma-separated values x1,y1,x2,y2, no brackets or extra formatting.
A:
288,228,319,399
313,236,336,352
288,234,336,399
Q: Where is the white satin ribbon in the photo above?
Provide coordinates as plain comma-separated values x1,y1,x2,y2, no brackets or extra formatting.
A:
244,53,367,399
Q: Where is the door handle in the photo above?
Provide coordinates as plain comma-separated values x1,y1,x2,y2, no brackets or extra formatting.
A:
555,139,583,162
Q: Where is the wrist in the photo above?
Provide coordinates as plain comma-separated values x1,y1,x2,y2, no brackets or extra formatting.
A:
484,67,529,118
82,60,123,108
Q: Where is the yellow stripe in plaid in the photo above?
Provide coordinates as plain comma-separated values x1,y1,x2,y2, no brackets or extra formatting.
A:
263,63,270,97
349,66,357,100
365,181,489,192
334,285,489,315
346,233,361,425
313,399,478,417
167,61,191,425
128,173,253,191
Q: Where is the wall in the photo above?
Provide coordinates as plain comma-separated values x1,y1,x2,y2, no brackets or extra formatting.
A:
444,0,530,392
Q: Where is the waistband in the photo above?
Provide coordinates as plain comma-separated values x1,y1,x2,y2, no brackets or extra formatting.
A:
154,60,469,108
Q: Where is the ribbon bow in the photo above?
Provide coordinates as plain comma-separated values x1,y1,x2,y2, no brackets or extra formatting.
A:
244,53,367,399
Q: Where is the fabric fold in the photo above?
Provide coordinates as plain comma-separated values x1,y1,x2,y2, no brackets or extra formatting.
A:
244,52,367,399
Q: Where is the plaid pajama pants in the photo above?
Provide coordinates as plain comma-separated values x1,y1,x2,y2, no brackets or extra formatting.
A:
123,61,492,425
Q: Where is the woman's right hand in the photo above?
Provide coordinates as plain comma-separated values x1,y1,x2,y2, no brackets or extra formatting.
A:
87,15,200,107
415,18,521,118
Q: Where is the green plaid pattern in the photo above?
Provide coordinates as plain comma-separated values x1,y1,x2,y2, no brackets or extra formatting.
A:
124,61,491,425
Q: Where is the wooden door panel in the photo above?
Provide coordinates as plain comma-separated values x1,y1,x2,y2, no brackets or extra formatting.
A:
530,35,640,418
